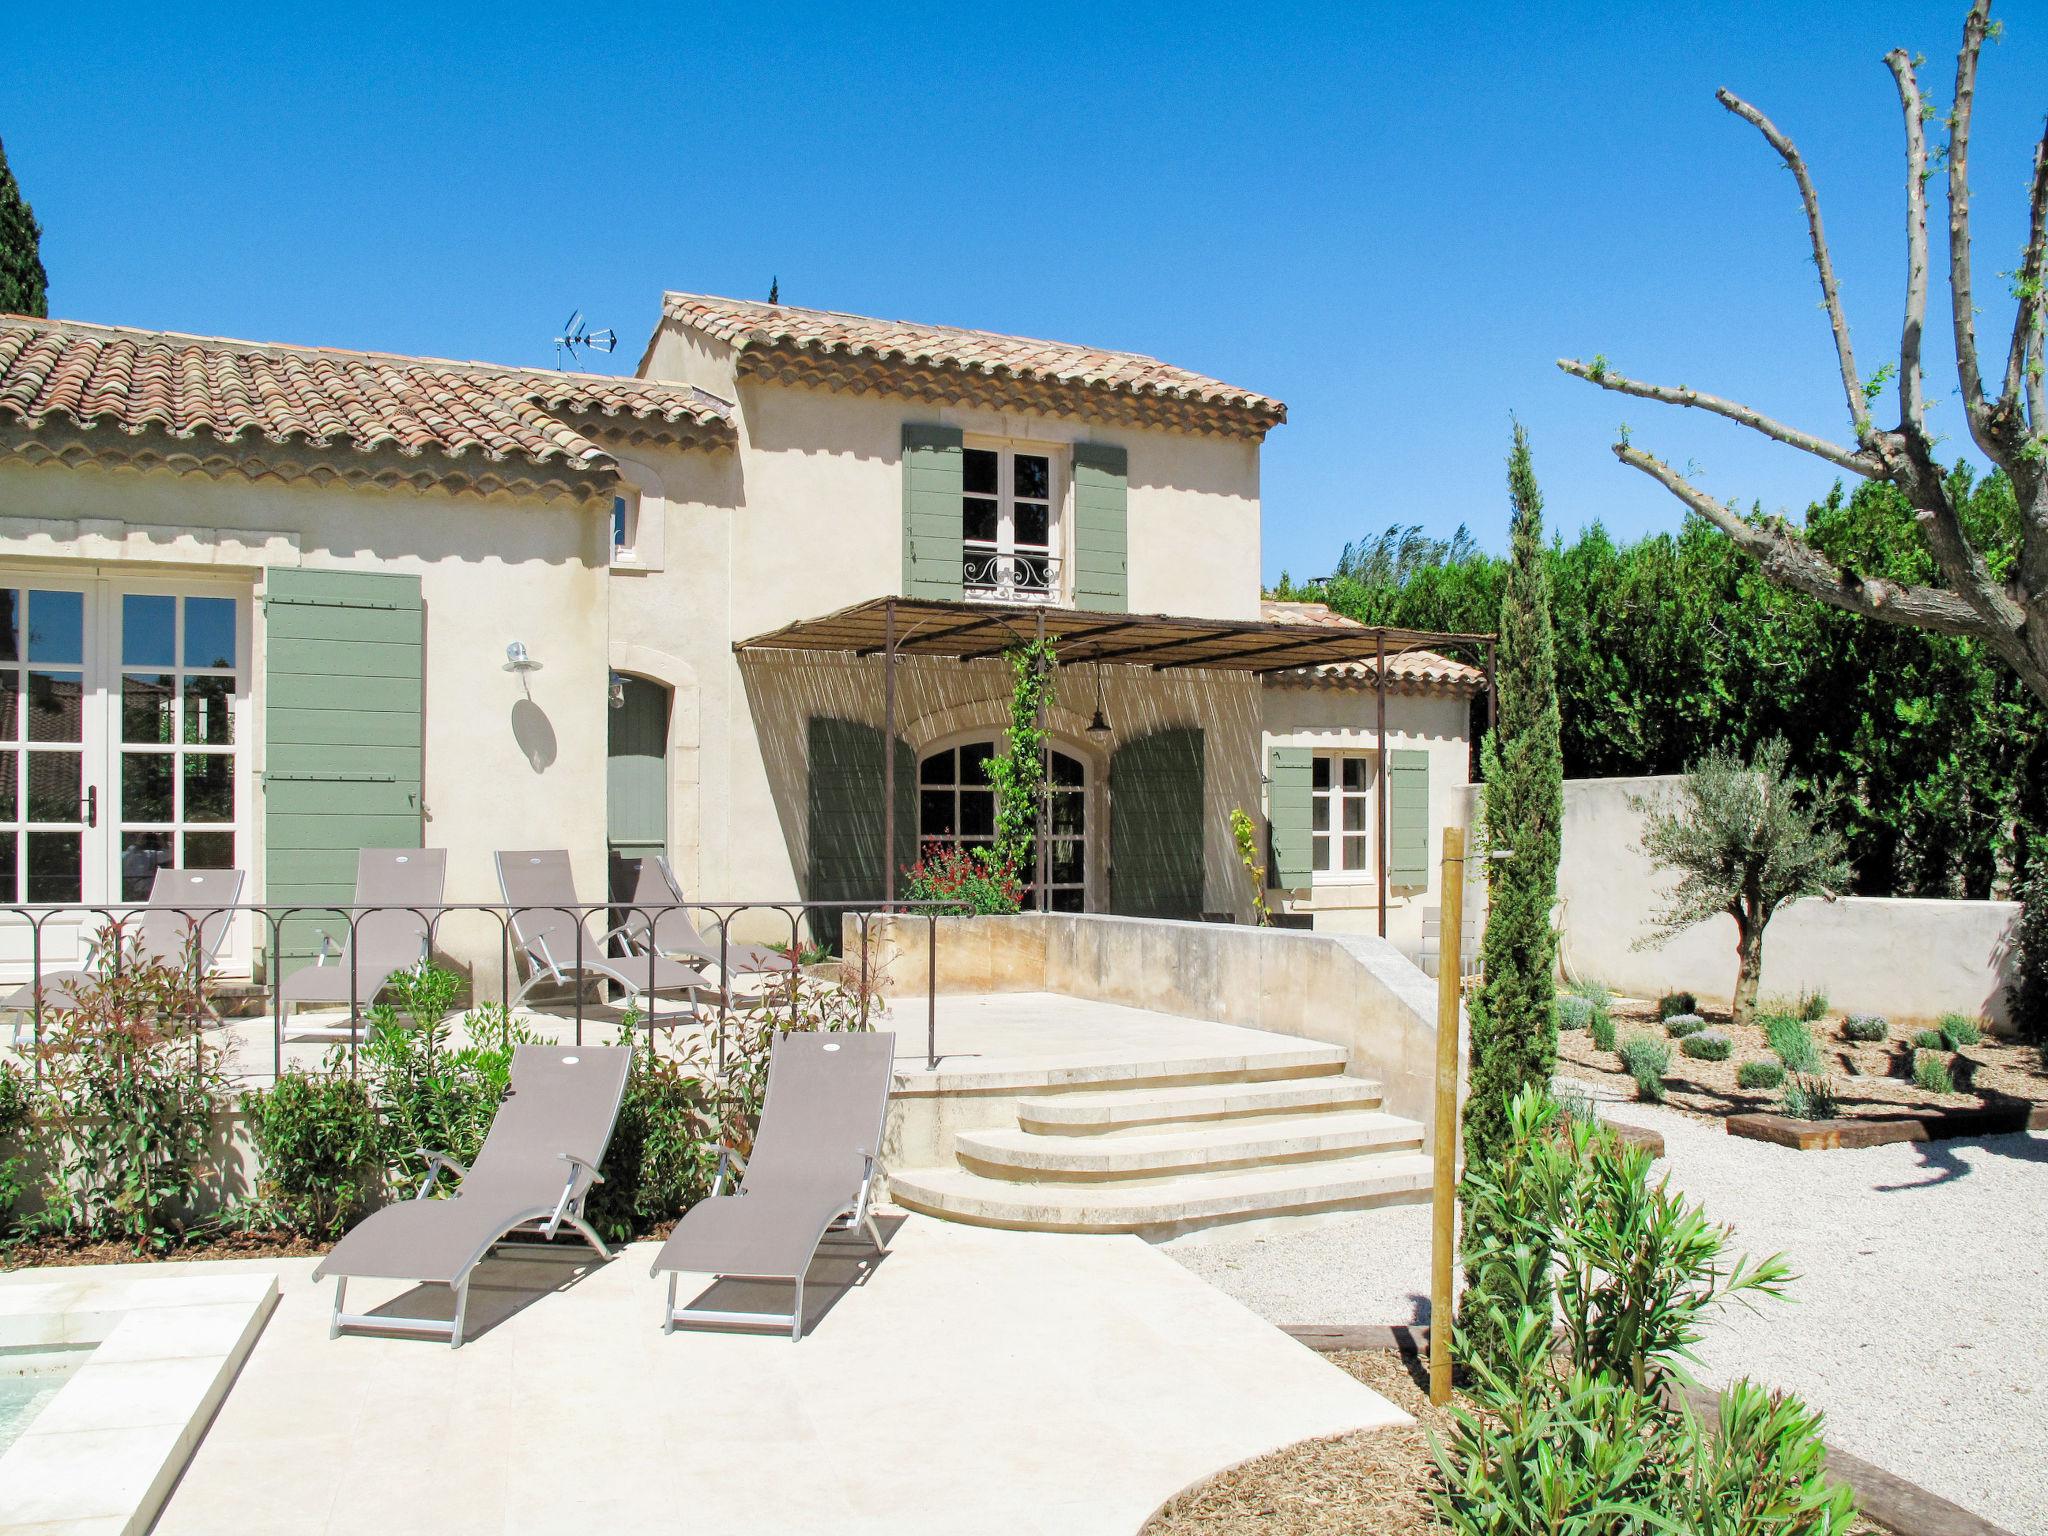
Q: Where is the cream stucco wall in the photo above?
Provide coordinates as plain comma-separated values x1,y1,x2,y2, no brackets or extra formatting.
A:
0,460,610,992
1258,685,1476,953
1449,774,2024,1032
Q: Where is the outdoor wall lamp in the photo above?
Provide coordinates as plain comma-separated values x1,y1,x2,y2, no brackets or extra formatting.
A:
503,641,541,675
1085,665,1113,737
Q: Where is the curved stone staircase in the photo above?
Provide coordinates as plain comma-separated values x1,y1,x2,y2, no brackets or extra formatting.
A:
889,1053,1432,1238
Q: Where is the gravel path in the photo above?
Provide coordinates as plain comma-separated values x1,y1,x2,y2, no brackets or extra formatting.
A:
1163,1103,2048,1533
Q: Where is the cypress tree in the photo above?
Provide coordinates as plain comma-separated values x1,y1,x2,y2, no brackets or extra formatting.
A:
1459,423,1564,1358
0,136,48,318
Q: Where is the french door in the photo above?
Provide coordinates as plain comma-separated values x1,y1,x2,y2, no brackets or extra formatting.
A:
0,572,250,977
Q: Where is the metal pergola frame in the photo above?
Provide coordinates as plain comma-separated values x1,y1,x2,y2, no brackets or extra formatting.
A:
734,596,1497,933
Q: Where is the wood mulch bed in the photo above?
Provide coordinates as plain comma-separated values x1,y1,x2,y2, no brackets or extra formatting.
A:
1559,999,2048,1129
0,1228,328,1271
1144,1348,1895,1535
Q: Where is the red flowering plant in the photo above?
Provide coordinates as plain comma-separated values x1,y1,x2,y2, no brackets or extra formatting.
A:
900,842,1024,916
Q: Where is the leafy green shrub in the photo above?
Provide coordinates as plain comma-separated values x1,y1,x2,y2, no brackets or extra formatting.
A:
1764,1015,1822,1073
1937,1013,1983,1049
1912,1027,1946,1051
0,1060,34,1239
240,1068,382,1240
1911,1050,1956,1094
1794,988,1830,1023
1589,1012,1617,1052
1442,1090,1849,1534
584,1042,717,1245
1681,1030,1732,1061
1842,1014,1888,1042
1737,1058,1786,1090
1663,1012,1706,1038
362,972,540,1195
1781,1074,1839,1121
1657,991,1697,1020
1554,994,1595,1031
1617,1034,1671,1102
32,928,226,1251
1568,979,1613,1009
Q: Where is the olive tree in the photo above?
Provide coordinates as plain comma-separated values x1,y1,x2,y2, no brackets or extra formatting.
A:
1634,739,1852,1026
1561,0,2048,706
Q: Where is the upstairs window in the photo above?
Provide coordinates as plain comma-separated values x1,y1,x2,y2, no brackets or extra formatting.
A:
963,446,1058,602
610,490,641,566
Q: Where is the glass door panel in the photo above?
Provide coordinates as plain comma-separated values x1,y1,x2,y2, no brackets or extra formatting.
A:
0,583,97,972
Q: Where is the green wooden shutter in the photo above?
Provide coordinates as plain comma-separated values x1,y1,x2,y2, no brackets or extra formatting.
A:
1072,442,1129,612
805,716,915,950
1388,748,1430,886
1266,746,1313,888
607,675,670,863
262,568,423,977
902,423,965,599
1110,726,1204,918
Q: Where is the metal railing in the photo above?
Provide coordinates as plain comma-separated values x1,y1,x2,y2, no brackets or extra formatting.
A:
0,898,963,1082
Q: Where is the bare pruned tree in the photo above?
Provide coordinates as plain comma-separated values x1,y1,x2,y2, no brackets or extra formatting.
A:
1560,0,2048,704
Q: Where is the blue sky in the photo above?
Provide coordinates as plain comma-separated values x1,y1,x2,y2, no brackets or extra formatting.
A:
4,2,2042,580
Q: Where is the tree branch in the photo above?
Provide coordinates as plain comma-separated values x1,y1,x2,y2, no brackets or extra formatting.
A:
2004,119,2048,422
1556,359,1881,476
1885,47,1933,431
1611,441,1989,637
1716,87,1868,439
1941,3,1996,434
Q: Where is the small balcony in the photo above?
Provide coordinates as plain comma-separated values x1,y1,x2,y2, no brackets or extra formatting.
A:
963,547,1061,605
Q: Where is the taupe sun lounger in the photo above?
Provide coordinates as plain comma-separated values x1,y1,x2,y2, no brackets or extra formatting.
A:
650,1030,895,1341
6,867,245,1030
611,854,793,978
497,849,710,1013
314,1043,631,1348
281,848,446,1027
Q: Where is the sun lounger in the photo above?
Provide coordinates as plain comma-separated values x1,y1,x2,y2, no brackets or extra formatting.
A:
5,867,245,1033
280,848,446,1028
313,1043,631,1347
496,849,710,1013
610,854,793,978
650,1029,895,1340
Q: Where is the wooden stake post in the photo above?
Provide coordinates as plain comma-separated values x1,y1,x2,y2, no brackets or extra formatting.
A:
1428,826,1465,1406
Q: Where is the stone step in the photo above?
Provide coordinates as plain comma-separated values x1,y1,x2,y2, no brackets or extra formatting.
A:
955,1110,1424,1181
1016,1075,1385,1134
894,1042,1350,1098
888,1150,1435,1236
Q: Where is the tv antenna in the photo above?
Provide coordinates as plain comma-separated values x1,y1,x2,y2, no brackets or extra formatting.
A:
552,310,617,370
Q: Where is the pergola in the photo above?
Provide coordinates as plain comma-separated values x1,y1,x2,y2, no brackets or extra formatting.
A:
734,596,1496,928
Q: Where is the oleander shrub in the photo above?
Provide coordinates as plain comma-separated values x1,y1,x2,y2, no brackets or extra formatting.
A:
1912,1028,1946,1051
1937,1013,1983,1049
1842,1014,1888,1043
1737,1058,1786,1090
1442,1090,1850,1535
1781,1074,1839,1121
584,1039,719,1245
241,1068,383,1240
1555,994,1595,1031
0,1060,34,1240
1657,991,1697,1021
1681,1029,1732,1061
1589,1012,1617,1052
1911,1050,1956,1094
1764,1015,1822,1073
1617,1033,1671,1102
1664,1012,1706,1039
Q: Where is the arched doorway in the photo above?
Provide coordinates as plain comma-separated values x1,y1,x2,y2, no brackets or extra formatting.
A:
607,672,671,873
916,735,1089,911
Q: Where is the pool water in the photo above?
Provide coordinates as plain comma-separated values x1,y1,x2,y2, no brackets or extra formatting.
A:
0,1344,93,1456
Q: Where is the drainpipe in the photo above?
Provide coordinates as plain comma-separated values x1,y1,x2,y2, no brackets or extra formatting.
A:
883,597,897,913
1376,630,1389,939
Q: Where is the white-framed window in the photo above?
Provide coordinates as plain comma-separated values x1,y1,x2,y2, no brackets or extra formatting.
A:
962,444,1060,602
1312,753,1373,876
610,490,640,566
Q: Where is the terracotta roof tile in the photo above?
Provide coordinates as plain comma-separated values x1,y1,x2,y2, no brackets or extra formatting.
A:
0,316,734,494
1260,599,1487,697
662,292,1285,438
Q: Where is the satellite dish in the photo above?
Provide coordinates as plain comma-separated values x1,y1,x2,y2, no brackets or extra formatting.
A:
553,310,618,369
